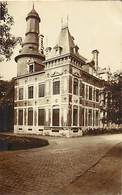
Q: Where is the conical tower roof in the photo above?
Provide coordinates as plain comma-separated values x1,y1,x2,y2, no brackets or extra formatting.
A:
26,5,40,22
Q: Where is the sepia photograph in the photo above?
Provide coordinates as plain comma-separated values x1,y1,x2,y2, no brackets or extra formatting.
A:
0,0,122,194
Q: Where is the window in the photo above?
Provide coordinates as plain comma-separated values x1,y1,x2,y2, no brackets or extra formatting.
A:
69,76,72,93
88,109,92,126
89,86,92,100
93,88,95,101
14,109,17,125
73,108,78,126
71,47,74,53
82,108,84,126
14,88,17,100
18,109,23,125
24,108,26,125
38,109,45,126
80,81,82,96
82,83,85,98
52,108,59,126
96,89,99,102
39,83,45,97
93,110,95,126
96,110,99,126
19,88,23,100
28,86,33,99
29,64,34,73
53,80,60,95
73,78,78,95
86,85,88,99
28,108,33,125
85,109,88,126
79,107,84,126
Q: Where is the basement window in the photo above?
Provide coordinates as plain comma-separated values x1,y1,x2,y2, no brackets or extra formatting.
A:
28,128,32,131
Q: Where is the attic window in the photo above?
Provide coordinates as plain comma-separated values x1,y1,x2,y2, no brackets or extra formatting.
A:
46,47,52,53
70,47,74,53
75,45,79,53
59,47,62,54
55,48,58,52
54,45,62,54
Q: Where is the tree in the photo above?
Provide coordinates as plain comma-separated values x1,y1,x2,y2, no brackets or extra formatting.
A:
0,79,14,131
102,71,122,126
0,1,21,61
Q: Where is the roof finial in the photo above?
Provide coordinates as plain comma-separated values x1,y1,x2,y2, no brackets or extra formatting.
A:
33,2,34,10
67,14,69,27
61,16,69,29
61,17,63,29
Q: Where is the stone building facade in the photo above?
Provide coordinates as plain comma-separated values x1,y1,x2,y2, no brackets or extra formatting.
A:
14,7,105,137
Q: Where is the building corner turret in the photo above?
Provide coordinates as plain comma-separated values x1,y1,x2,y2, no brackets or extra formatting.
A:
15,5,45,76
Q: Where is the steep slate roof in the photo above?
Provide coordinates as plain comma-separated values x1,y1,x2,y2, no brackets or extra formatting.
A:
56,26,75,54
46,26,86,62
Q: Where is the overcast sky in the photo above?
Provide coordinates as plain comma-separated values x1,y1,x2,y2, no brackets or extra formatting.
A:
1,0,122,80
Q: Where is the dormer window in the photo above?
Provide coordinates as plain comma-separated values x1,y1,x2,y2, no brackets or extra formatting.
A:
70,47,74,53
45,47,52,55
59,47,62,54
29,64,34,73
75,45,79,53
54,45,62,55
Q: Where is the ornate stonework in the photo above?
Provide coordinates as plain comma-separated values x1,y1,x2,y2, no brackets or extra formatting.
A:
14,6,105,137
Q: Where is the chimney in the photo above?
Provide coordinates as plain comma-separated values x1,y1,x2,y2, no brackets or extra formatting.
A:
92,49,99,71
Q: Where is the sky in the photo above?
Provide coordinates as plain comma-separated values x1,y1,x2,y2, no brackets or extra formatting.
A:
0,0,122,80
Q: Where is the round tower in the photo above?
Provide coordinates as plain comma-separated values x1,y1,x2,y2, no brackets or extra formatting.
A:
15,5,45,76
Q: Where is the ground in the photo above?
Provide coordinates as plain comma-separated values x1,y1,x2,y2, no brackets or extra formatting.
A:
0,134,122,195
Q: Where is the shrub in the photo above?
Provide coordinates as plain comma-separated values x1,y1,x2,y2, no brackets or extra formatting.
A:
83,127,122,136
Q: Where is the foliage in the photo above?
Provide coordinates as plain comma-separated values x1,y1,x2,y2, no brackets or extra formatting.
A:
0,79,14,131
83,128,122,136
0,79,14,105
102,71,122,125
0,2,21,61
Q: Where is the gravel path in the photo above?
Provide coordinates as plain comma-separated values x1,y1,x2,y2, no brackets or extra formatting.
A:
0,134,121,195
